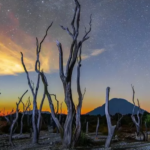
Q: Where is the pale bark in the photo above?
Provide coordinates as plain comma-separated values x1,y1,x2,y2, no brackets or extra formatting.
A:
30,21,63,140
20,23,53,143
56,0,92,147
20,0,92,148
20,98,31,134
2,108,14,124
51,94,59,133
37,91,46,135
116,114,124,130
9,90,28,146
130,85,145,141
40,71,63,138
105,87,116,148
95,117,100,138
72,44,86,147
21,52,39,143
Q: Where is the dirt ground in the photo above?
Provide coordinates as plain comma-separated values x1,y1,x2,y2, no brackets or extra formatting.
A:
0,131,150,150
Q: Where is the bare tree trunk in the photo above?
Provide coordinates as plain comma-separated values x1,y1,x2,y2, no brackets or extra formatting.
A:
13,122,18,135
32,97,38,143
37,91,46,137
105,87,116,148
4,116,10,124
21,21,52,143
62,83,75,148
116,114,124,130
51,94,59,133
95,117,99,138
9,90,28,146
2,108,13,125
40,71,63,138
56,0,92,148
20,99,31,134
72,44,86,147
21,52,40,144
130,85,145,141
19,0,91,148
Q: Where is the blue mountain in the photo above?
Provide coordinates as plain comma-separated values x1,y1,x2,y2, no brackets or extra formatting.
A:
86,98,148,116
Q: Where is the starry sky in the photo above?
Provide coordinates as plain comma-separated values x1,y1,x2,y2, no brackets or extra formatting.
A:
0,0,150,114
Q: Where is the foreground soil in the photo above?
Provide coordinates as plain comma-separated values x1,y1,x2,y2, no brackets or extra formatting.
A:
0,131,150,150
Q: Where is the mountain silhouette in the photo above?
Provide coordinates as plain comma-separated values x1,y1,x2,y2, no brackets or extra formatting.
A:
86,98,148,116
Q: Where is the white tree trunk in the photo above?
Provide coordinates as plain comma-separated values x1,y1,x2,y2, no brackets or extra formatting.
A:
105,87,116,148
95,117,99,138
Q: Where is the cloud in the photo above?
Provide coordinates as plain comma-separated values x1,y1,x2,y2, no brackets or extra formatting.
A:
0,10,105,76
0,28,60,75
82,54,89,60
91,49,105,56
82,48,105,60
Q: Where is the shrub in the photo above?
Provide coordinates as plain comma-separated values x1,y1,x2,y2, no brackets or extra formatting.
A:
100,125,108,135
145,114,150,127
77,131,93,146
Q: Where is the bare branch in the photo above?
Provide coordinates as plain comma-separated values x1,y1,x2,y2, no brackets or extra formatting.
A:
81,14,92,42
116,114,124,129
9,90,28,146
20,52,34,96
131,84,135,115
105,87,116,148
60,25,73,38
35,74,40,97
40,71,63,138
71,3,77,36
39,22,53,53
37,89,46,133
56,40,65,82
51,94,59,114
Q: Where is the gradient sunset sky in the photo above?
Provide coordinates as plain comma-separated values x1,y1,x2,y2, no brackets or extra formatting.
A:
0,0,150,114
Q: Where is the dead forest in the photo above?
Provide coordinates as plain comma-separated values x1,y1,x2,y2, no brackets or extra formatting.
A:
0,0,150,150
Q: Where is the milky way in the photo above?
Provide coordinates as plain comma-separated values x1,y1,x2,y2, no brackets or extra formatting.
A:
0,0,150,113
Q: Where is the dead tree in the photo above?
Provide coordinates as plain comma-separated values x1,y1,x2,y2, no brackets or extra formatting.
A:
116,114,124,130
51,94,59,115
2,108,12,124
105,87,116,148
20,97,31,134
21,22,63,143
72,45,86,146
51,94,59,132
131,85,145,141
21,0,91,147
56,0,91,147
95,117,100,138
35,23,63,138
21,37,47,143
9,90,28,146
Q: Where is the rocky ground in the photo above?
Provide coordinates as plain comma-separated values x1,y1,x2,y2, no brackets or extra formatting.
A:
0,130,150,150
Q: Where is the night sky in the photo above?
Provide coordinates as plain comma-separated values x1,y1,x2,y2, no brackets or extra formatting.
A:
0,0,150,114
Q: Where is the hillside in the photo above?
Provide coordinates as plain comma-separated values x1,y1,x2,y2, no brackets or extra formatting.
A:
86,98,148,116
